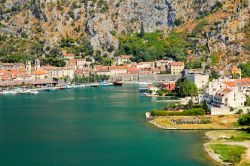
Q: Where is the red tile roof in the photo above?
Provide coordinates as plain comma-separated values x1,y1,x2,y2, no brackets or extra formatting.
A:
109,66,128,70
127,67,139,74
230,66,241,71
236,78,250,86
63,53,75,57
216,88,233,97
170,62,184,66
223,81,236,87
31,70,48,75
117,55,132,59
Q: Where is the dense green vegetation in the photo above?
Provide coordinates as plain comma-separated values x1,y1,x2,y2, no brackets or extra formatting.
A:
238,113,250,126
239,62,250,78
209,69,220,80
0,34,67,67
209,144,246,164
60,37,94,57
150,108,206,116
185,60,202,69
116,31,192,62
174,17,184,26
245,96,250,106
0,35,40,63
175,78,198,97
72,74,110,84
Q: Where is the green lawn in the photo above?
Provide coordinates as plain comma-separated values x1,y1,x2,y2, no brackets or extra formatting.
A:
209,144,247,164
229,131,250,141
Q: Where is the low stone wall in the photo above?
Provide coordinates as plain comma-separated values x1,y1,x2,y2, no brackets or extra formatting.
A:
211,106,250,115
110,74,181,82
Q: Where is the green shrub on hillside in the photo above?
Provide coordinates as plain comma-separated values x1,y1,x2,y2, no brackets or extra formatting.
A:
116,31,192,62
239,62,250,78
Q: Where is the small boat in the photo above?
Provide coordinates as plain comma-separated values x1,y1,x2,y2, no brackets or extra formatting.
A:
113,80,123,86
29,90,39,95
91,83,99,87
58,86,65,90
1,90,17,95
64,85,73,89
139,87,149,93
138,82,151,85
99,81,113,86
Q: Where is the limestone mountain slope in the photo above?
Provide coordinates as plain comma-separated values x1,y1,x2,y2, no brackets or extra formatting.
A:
0,0,249,67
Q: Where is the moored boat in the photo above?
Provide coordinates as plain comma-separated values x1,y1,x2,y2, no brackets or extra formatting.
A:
1,90,18,95
113,80,123,86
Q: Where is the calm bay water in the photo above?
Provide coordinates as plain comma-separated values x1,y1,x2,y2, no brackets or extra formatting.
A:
0,85,214,166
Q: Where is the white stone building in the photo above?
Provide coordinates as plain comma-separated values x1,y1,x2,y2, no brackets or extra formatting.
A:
186,73,209,89
212,88,246,108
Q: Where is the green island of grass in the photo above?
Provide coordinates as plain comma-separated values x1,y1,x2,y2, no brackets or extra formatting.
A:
209,144,247,164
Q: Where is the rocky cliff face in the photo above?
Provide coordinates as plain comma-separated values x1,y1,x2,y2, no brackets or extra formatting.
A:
0,0,249,62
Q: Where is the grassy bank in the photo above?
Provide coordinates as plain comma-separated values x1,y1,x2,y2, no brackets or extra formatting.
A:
205,130,250,166
209,144,247,164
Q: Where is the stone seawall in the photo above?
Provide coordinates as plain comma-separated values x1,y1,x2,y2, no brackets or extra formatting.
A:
110,74,181,82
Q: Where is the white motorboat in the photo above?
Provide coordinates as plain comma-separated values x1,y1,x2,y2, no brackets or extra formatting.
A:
1,90,18,95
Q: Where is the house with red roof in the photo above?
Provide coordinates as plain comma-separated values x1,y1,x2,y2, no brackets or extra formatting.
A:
63,53,75,60
155,60,172,72
31,70,49,80
212,88,245,108
229,66,241,78
136,62,155,69
114,55,132,65
162,81,176,91
236,78,250,96
169,62,184,74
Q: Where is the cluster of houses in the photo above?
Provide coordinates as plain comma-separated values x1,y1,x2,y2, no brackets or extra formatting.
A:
144,66,249,115
0,54,185,86
0,52,249,115
94,55,184,76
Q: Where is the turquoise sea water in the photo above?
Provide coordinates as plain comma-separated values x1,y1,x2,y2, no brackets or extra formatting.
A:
0,85,215,166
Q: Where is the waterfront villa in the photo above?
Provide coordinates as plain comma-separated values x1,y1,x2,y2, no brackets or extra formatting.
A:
31,70,49,80
204,78,250,112
162,81,176,91
43,66,75,80
212,88,246,108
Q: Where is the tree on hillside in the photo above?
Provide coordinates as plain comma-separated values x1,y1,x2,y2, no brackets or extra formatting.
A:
202,100,210,114
175,78,198,97
138,22,145,38
239,62,250,78
210,69,220,80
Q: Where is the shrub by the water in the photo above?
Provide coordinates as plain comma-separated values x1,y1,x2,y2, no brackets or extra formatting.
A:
238,113,250,126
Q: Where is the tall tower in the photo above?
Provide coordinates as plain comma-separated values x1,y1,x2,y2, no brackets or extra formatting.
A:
26,60,31,74
35,59,40,71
